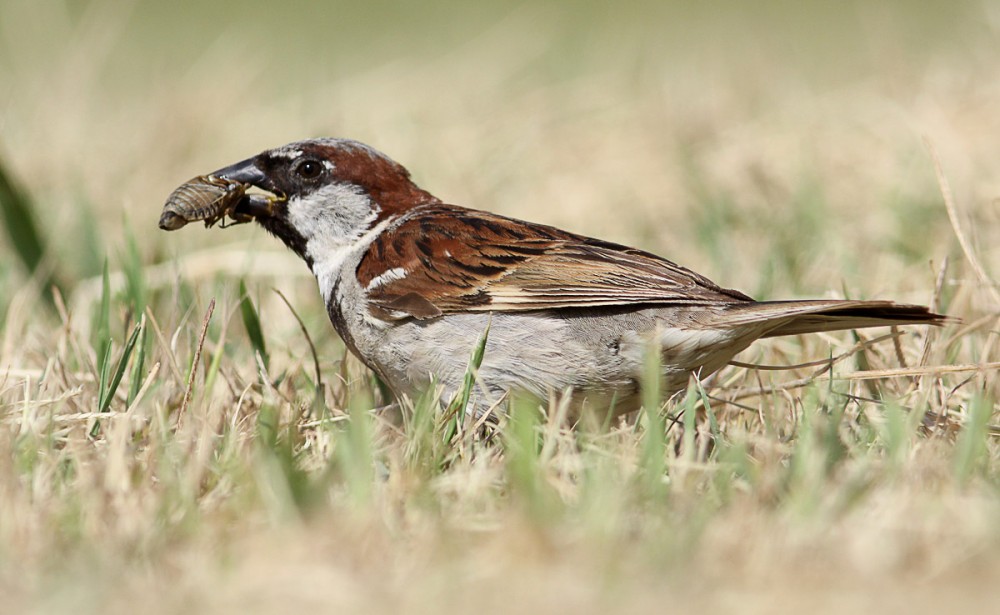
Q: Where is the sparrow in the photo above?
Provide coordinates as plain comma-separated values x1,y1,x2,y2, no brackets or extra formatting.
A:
161,138,946,417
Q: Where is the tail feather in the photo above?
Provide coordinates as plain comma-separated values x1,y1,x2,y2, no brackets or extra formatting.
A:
715,300,948,338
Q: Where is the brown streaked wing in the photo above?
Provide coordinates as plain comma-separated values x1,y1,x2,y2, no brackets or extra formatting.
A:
356,205,753,320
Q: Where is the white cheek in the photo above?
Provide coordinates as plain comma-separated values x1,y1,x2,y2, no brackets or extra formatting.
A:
285,183,379,248
281,183,382,301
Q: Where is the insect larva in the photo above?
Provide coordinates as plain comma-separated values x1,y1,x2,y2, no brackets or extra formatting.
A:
158,175,246,231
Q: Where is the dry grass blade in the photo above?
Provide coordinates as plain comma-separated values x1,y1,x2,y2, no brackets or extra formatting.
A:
838,362,1000,380
729,330,905,373
926,139,1000,307
178,299,215,427
726,363,1000,402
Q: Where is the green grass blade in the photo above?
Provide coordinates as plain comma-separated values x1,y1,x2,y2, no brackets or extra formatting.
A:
127,316,148,406
335,395,375,510
641,340,662,418
639,340,666,495
104,322,143,413
91,321,143,437
93,259,111,369
954,395,994,485
0,154,44,271
0,152,61,304
203,329,225,400
681,382,698,463
239,279,269,370
505,397,558,520
121,227,147,320
693,378,720,443
404,378,443,472
443,319,491,444
96,342,114,416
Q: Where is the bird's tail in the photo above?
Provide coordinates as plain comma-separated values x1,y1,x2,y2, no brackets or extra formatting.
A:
716,300,948,338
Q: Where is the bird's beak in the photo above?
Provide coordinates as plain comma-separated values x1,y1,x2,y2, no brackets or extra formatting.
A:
211,157,284,220
212,157,269,190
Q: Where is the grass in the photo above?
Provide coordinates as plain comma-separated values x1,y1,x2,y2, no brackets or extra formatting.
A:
2,1,1000,613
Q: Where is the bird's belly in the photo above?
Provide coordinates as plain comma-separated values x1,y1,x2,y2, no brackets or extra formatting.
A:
343,306,756,418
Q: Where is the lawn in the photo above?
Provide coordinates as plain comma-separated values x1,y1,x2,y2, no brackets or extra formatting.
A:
1,1,999,613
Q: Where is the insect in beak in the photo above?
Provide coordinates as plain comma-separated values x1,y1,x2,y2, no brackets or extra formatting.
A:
159,169,284,231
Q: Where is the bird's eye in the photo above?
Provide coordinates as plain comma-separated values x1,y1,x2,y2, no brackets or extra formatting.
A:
294,159,324,180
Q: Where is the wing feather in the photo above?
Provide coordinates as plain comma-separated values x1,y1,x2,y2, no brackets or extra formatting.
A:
355,205,752,320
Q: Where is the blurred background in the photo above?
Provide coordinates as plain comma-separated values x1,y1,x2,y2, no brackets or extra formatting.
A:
1,0,998,310
3,3,1000,612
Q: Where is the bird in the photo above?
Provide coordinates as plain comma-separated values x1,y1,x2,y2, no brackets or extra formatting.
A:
160,138,946,418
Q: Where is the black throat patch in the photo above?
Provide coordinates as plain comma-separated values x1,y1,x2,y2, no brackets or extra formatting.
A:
257,216,314,270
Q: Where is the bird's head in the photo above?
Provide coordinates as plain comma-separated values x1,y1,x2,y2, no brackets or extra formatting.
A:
211,138,440,267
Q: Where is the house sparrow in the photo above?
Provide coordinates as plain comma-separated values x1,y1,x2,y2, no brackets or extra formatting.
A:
161,138,945,417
